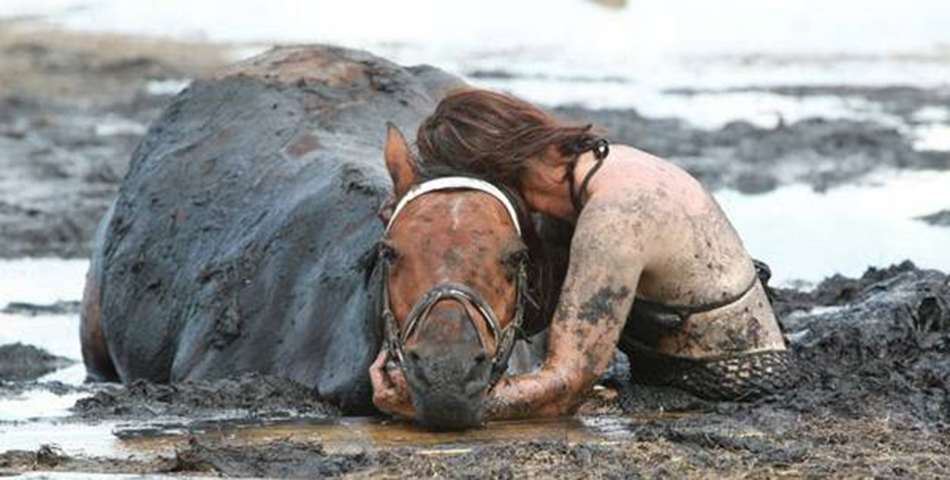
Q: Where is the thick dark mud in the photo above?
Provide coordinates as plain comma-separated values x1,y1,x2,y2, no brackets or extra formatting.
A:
918,209,950,227
1,300,80,316
2,25,950,479
3,262,948,478
73,373,339,421
778,261,950,425
0,343,73,381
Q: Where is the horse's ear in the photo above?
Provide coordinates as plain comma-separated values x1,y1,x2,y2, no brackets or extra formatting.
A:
384,123,416,198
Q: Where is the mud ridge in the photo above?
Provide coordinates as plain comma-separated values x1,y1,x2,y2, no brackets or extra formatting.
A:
1,300,81,316
74,373,340,420
555,106,949,194
0,343,74,382
918,209,950,227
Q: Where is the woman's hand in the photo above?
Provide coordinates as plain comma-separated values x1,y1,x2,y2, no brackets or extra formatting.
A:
369,350,416,419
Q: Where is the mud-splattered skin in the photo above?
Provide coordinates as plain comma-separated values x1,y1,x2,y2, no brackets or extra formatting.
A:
485,144,787,419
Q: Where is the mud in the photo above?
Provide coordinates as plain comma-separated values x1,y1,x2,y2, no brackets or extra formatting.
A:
2,262,947,478
2,23,950,479
2,27,947,258
918,209,950,227
73,373,339,421
1,300,81,316
0,26,229,258
555,106,949,194
0,343,73,381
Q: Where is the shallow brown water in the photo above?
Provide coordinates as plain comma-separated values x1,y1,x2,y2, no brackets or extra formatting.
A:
114,415,653,456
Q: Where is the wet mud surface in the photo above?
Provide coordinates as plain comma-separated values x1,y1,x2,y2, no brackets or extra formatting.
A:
3,27,948,258
72,374,339,421
0,343,73,382
3,262,949,477
2,26,950,479
556,106,949,194
918,209,950,227
0,26,229,258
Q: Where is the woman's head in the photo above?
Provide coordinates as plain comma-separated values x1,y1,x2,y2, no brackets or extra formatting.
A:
415,89,598,191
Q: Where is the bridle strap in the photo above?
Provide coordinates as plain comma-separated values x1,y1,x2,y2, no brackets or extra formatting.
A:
387,176,522,236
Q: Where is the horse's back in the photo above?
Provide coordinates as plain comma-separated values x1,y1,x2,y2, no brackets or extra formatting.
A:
93,46,462,412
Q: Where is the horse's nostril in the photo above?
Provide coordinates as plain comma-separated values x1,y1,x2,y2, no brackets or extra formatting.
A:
407,351,421,363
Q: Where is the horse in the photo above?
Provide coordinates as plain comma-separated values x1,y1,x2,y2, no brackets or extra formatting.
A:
79,45,552,429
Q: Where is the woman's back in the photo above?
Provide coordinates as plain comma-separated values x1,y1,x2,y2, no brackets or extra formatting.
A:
581,145,754,305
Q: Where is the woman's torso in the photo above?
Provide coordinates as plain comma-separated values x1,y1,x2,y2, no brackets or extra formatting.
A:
578,145,785,356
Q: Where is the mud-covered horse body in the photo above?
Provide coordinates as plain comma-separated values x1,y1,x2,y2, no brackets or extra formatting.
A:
82,46,464,413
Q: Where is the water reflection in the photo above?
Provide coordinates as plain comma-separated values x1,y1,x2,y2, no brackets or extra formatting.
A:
113,415,642,456
717,169,950,286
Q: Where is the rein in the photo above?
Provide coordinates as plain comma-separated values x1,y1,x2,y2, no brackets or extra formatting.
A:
380,177,529,387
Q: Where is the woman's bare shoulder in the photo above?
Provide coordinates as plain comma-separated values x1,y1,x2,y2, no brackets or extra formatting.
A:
601,144,715,213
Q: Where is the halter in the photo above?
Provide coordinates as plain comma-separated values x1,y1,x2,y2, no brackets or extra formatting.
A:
380,177,529,387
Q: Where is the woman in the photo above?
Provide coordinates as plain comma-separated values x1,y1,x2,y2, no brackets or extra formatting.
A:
371,89,797,420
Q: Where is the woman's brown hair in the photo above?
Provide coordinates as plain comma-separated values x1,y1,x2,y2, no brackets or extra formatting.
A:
415,88,600,188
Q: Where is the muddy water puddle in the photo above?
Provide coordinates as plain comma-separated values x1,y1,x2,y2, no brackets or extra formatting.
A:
1,414,661,460
119,416,643,455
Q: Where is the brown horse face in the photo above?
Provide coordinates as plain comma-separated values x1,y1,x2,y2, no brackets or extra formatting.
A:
382,125,527,429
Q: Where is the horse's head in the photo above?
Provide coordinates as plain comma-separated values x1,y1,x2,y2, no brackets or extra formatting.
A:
379,125,535,429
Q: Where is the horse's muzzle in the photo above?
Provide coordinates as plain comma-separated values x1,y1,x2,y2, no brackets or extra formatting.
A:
401,311,493,430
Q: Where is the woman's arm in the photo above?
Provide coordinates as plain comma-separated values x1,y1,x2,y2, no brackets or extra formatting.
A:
485,201,646,419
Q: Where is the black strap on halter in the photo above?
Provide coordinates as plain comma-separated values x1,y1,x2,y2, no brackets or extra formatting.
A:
568,137,610,213
379,233,530,388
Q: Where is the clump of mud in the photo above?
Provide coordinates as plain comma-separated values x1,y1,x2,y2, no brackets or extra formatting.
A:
778,261,950,425
0,343,73,381
368,440,645,478
668,84,950,124
168,439,368,478
1,300,81,316
918,209,950,227
74,373,339,420
0,443,174,476
588,261,950,477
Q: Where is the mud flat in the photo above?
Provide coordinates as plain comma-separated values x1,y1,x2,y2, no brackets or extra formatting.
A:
1,24,950,479
0,26,230,258
0,343,73,381
1,262,948,478
3,25,950,258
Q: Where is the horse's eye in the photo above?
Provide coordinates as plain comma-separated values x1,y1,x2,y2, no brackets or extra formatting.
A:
379,242,399,262
501,249,529,275
509,250,529,265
